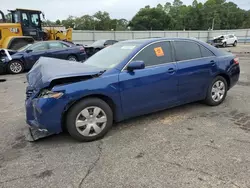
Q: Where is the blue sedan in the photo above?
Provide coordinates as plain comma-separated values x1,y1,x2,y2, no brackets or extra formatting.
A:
0,41,87,74
25,38,240,141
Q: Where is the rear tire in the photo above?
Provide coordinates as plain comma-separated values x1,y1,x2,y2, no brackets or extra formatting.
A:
233,41,237,47
204,76,228,106
66,98,113,142
67,55,78,62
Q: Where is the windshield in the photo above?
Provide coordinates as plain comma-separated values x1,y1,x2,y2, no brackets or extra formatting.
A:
92,40,106,46
84,42,142,69
18,44,32,52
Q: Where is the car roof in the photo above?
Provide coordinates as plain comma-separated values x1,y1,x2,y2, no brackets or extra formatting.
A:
118,37,228,57
119,37,203,45
32,40,74,46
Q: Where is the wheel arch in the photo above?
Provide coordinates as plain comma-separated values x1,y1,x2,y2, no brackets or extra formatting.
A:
61,94,117,131
67,54,78,61
216,73,230,89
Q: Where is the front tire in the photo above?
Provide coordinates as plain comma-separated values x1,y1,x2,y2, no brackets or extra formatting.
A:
222,42,227,48
204,76,228,106
66,98,113,142
233,41,237,47
8,60,24,74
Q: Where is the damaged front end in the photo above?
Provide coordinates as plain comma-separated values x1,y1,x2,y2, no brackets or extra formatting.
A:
25,57,106,141
212,36,225,47
0,48,16,60
0,49,14,73
25,127,54,141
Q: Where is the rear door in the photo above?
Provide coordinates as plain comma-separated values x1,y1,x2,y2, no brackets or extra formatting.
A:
119,41,179,118
46,42,70,59
173,40,217,103
228,35,235,44
24,42,49,69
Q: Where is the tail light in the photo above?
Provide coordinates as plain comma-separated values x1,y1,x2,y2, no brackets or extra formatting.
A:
79,46,85,52
233,57,239,65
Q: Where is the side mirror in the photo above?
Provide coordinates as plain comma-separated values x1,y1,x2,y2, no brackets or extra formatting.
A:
26,49,33,53
127,61,145,71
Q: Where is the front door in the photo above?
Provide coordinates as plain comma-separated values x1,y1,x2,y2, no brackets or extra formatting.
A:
119,41,179,118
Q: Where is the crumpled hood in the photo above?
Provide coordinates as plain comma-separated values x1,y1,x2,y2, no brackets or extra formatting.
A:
26,57,104,90
0,49,20,59
213,35,225,41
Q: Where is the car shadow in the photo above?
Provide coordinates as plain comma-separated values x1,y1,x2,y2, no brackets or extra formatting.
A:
112,102,205,130
31,102,208,144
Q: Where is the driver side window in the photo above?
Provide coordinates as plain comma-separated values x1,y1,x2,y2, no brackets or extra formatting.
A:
132,41,173,67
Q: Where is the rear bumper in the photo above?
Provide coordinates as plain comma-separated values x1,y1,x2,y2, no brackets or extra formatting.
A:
78,53,88,61
229,65,240,89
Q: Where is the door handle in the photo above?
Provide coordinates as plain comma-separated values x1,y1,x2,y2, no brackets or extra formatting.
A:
167,68,175,74
210,60,216,66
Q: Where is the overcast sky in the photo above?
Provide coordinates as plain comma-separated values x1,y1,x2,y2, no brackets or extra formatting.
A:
2,0,250,21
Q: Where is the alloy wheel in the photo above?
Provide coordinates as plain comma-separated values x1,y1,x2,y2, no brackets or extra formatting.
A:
211,80,225,102
10,62,22,73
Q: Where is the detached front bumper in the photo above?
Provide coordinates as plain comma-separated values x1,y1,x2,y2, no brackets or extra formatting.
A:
25,90,69,135
211,42,223,47
211,40,224,47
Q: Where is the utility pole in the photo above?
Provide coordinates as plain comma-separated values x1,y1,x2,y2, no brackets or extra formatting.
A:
211,18,215,30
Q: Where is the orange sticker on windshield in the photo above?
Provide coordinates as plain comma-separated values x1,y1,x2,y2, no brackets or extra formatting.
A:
154,47,164,57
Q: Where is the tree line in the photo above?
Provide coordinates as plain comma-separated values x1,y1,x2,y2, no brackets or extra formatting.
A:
43,0,250,30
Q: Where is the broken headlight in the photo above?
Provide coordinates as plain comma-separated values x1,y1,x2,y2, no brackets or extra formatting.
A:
39,90,64,99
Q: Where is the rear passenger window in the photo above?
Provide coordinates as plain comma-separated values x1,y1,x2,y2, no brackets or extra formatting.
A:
48,42,64,49
200,45,214,57
132,41,173,67
174,41,201,61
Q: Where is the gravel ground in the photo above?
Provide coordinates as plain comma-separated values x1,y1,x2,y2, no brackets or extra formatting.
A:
0,45,250,188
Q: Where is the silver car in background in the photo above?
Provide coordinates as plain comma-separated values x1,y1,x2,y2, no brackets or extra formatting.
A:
212,34,238,47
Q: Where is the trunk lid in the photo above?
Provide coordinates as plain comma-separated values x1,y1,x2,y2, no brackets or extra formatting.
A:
26,57,104,90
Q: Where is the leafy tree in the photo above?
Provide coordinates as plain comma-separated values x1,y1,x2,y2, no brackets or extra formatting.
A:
55,19,61,25
129,6,171,30
61,16,75,28
54,0,250,31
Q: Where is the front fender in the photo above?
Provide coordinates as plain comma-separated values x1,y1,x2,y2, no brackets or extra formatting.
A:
51,73,124,121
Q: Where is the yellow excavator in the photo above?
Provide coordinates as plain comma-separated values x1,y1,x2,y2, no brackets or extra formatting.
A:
0,8,73,50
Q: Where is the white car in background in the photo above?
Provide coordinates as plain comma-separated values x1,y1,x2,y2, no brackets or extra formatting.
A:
212,34,238,47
